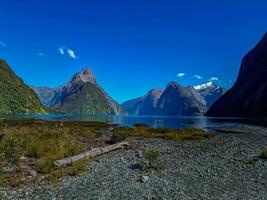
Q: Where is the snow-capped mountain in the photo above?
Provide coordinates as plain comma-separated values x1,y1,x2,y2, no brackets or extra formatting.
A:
194,82,214,90
192,82,227,107
121,82,226,116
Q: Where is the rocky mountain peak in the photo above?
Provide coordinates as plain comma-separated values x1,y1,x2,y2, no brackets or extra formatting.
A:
166,81,183,89
33,65,124,115
69,67,96,85
79,67,96,83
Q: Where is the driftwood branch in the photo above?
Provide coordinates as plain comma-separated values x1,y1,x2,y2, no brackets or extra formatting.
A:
54,141,129,167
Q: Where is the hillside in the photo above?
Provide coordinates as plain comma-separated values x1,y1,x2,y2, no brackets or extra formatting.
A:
0,60,47,114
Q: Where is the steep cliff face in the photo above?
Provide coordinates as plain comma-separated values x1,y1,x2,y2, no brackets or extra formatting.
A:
121,89,163,115
206,33,267,117
0,60,47,114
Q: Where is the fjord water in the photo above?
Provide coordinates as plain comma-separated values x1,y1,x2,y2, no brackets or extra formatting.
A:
0,114,262,129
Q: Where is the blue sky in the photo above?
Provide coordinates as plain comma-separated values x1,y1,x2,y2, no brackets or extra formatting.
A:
0,0,266,103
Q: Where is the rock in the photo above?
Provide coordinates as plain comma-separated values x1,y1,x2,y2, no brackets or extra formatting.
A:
20,166,37,177
0,167,18,174
141,176,149,182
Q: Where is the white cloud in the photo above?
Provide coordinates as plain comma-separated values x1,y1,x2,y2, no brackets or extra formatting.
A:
208,77,219,82
0,41,6,47
194,75,202,79
177,73,186,78
36,52,46,57
58,47,65,55
67,48,77,59
58,46,77,59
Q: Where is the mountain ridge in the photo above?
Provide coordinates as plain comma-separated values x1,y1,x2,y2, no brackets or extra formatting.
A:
122,81,226,116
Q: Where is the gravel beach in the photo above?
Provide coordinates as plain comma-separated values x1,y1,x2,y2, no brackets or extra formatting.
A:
0,125,266,200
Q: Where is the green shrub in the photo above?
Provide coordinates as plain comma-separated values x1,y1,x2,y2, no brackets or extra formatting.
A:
144,150,160,161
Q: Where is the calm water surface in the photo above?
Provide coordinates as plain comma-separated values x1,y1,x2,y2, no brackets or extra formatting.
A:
1,114,266,129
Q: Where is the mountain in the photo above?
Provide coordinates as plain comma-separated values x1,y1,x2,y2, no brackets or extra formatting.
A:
33,67,124,114
0,59,47,114
206,33,267,118
31,86,59,107
122,82,226,116
193,82,227,107
121,89,163,115
156,82,207,116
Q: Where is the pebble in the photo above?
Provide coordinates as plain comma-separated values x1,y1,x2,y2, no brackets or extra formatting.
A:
0,125,266,199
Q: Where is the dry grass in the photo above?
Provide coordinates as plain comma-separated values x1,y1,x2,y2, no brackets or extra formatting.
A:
0,119,109,185
0,119,214,186
111,126,214,143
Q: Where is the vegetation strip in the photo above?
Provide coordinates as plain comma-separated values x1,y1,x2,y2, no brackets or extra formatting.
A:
111,126,214,143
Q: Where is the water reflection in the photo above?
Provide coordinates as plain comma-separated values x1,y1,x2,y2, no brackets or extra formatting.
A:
1,114,264,129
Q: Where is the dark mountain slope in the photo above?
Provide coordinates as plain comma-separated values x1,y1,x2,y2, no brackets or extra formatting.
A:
206,33,267,117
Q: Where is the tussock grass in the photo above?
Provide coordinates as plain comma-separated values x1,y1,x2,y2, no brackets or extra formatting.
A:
111,126,214,143
0,119,106,184
0,127,86,173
